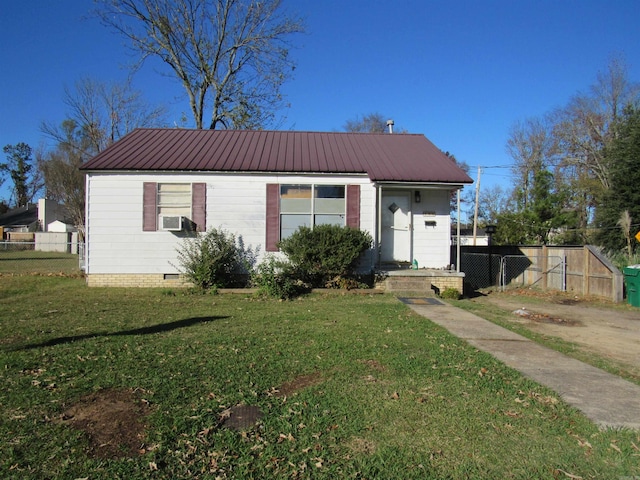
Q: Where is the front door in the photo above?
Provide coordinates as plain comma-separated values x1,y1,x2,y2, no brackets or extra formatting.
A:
381,192,411,263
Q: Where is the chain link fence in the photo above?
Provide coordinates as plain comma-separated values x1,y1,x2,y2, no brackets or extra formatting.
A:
0,242,84,275
460,252,566,293
458,252,502,290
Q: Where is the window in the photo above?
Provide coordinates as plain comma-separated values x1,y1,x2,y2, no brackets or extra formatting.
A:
143,182,206,232
266,183,359,251
158,183,192,221
279,184,345,239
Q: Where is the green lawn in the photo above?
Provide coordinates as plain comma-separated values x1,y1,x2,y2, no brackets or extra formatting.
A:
1,276,638,479
0,250,80,274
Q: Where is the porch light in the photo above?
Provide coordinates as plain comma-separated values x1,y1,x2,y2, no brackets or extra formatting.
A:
414,190,421,203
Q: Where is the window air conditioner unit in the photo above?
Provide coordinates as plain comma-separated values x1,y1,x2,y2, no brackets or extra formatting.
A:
161,215,183,231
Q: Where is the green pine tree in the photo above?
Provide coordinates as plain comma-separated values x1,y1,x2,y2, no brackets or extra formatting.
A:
595,106,640,253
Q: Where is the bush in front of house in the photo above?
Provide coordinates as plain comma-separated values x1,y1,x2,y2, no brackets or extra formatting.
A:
251,255,309,300
277,224,373,287
175,227,258,290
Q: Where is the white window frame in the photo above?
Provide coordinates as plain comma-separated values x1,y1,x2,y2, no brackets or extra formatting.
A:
279,184,346,239
157,183,192,225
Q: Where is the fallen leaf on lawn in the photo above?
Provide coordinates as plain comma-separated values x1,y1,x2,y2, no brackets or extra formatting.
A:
314,457,323,468
632,441,639,451
149,462,158,471
391,392,399,400
218,408,232,420
278,433,295,442
555,469,582,479
577,439,592,449
610,443,622,453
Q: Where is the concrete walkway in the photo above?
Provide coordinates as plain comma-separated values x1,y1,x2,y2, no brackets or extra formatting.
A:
405,300,640,430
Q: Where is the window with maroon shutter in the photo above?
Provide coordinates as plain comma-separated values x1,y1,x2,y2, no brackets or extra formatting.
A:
266,183,361,249
143,182,206,232
346,184,360,228
143,182,157,231
266,184,280,251
191,183,206,232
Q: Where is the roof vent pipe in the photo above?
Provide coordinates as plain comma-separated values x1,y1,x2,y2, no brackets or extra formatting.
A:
386,119,394,134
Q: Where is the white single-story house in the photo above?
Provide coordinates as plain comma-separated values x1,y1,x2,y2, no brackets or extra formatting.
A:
80,128,473,287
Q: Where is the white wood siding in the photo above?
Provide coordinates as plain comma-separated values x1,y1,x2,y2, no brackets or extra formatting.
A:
85,172,374,275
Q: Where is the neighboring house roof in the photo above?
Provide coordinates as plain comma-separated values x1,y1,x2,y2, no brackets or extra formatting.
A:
0,204,37,227
81,128,474,184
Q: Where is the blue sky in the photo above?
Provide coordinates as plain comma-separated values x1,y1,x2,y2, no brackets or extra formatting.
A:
1,0,639,202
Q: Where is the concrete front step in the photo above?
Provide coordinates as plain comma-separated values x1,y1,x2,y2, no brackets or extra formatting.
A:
376,268,465,295
384,276,432,292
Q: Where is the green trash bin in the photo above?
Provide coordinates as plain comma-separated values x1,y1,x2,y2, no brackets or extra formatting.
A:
623,266,640,307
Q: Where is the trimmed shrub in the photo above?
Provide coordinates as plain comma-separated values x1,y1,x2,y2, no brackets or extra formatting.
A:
277,225,372,287
175,227,257,290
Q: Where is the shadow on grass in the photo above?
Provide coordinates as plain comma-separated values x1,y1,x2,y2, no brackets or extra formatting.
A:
10,316,227,351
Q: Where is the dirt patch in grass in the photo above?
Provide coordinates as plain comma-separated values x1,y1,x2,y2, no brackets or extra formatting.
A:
57,388,151,459
513,309,581,326
276,372,323,397
359,359,386,371
346,437,377,455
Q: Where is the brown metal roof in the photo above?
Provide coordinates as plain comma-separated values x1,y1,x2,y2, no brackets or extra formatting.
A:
81,128,473,184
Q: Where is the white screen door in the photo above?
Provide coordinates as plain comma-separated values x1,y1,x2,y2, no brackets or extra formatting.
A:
381,192,411,263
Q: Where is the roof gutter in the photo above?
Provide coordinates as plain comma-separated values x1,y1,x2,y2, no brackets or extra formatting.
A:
81,169,370,178
373,181,472,189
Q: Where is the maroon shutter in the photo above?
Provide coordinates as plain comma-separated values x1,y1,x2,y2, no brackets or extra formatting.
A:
191,183,206,232
143,182,157,231
346,184,360,228
266,183,280,251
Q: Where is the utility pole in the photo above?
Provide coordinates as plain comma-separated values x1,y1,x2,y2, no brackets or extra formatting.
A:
472,166,481,246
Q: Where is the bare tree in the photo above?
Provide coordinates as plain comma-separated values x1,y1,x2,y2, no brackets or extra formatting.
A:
506,116,557,210
551,56,640,235
42,77,166,156
477,184,511,225
40,78,166,237
39,121,88,238
553,56,640,193
96,0,304,130
343,113,390,133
